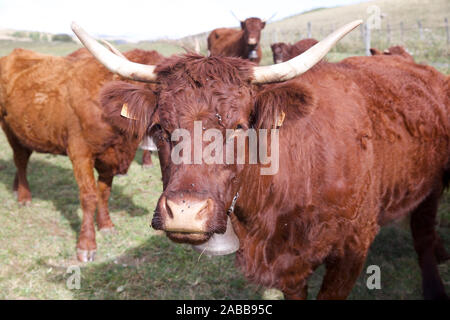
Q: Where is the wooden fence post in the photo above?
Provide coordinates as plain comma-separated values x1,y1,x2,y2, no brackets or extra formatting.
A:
387,22,391,45
417,20,423,40
307,21,312,38
272,29,278,43
365,23,371,56
445,18,449,45
400,21,404,43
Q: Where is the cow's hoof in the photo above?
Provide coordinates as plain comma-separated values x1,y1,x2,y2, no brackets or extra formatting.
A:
18,196,32,206
99,227,116,235
18,199,32,206
77,249,96,262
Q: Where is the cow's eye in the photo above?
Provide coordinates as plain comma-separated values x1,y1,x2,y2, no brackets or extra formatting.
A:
235,123,249,130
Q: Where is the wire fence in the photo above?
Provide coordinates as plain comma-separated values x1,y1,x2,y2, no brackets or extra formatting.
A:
179,17,450,70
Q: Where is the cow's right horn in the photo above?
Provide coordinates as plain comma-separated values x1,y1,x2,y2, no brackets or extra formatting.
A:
71,22,157,82
252,20,363,84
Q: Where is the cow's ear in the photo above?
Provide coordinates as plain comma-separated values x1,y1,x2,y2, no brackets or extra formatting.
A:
370,48,382,56
100,81,157,138
252,81,316,129
261,21,266,29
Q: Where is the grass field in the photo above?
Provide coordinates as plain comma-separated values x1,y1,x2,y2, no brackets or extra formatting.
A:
0,0,449,300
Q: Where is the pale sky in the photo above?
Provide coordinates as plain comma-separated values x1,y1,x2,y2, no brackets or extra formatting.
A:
0,0,368,41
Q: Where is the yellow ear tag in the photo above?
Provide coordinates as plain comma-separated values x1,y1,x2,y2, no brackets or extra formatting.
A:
120,103,137,120
277,111,286,128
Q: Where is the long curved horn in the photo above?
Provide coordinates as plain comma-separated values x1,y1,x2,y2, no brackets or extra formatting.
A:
230,11,243,22
71,22,157,82
252,20,363,84
263,12,277,23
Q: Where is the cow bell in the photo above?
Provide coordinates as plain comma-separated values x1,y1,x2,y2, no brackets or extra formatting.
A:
139,135,158,151
248,50,258,59
192,217,240,256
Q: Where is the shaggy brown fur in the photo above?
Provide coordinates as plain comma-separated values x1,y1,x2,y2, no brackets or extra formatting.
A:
207,18,265,64
0,47,162,261
101,52,450,299
271,38,319,63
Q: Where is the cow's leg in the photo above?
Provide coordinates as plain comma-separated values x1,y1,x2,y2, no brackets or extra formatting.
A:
12,147,32,205
68,144,98,262
142,150,153,168
2,124,32,204
410,190,448,300
96,173,115,232
317,249,369,300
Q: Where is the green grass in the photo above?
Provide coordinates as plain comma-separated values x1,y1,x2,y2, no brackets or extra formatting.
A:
0,40,185,58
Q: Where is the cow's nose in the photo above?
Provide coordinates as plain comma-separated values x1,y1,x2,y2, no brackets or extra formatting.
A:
248,38,257,45
162,196,213,233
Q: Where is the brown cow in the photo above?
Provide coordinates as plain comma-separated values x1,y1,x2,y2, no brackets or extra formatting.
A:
0,47,162,262
208,17,266,64
370,45,415,62
271,38,319,63
68,47,159,168
74,20,450,299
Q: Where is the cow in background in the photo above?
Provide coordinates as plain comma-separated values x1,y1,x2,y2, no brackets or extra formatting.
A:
370,45,415,62
271,38,319,63
0,47,162,262
67,47,159,168
208,17,266,64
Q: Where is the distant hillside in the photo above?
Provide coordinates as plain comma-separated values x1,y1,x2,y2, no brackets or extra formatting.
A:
179,0,449,70
263,0,449,44
0,29,55,42
1,0,448,72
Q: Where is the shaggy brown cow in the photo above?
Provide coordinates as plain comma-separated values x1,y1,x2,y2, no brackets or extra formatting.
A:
271,38,319,63
208,17,266,64
74,20,450,299
67,47,158,168
0,47,162,262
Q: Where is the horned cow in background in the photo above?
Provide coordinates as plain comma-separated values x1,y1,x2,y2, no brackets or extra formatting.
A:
0,47,163,262
208,16,266,64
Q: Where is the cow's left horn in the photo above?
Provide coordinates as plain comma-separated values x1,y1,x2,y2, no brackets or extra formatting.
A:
71,22,157,82
252,20,363,84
